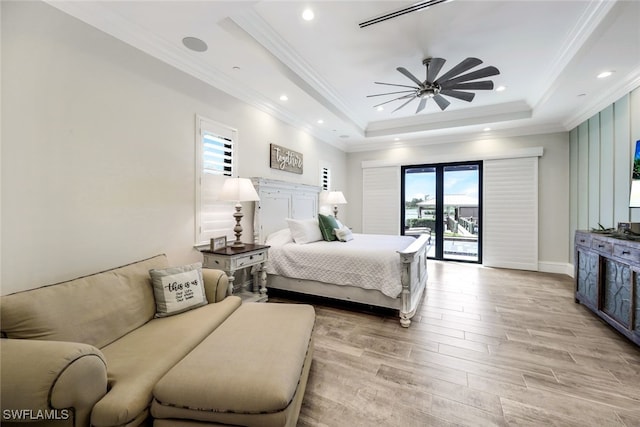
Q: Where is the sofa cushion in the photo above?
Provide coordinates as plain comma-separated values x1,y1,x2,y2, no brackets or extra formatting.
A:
92,296,242,427
149,263,208,317
151,303,315,427
0,255,168,348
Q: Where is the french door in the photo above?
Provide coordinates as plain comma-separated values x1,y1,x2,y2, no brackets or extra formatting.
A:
401,161,482,263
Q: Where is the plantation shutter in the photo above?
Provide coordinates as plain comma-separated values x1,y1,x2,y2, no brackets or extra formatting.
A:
483,157,538,270
362,166,400,235
321,166,330,190
195,116,236,246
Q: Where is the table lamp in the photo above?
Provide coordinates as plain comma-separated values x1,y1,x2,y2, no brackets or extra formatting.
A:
219,177,260,248
326,191,347,219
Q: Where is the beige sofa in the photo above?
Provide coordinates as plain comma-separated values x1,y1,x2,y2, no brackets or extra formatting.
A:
0,254,315,427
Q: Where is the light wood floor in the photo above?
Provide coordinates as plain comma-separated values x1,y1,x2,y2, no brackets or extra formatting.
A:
273,261,640,427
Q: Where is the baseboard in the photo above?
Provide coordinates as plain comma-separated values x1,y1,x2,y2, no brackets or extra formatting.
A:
538,261,574,277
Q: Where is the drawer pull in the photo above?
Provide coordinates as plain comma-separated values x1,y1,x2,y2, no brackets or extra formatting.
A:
622,251,631,255
598,244,605,248
579,239,586,243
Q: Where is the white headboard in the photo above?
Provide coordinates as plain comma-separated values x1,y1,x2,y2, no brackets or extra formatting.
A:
251,178,321,244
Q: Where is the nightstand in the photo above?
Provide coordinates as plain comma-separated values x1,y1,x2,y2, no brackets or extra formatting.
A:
201,244,270,303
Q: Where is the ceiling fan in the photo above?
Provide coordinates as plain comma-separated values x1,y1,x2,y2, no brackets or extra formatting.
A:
368,57,500,113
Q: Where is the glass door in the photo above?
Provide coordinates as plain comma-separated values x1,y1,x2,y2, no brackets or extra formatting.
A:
402,162,482,263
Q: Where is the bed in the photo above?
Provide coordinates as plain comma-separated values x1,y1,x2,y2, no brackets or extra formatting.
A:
251,177,429,327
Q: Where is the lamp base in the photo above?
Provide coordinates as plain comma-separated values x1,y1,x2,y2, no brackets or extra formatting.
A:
231,203,245,248
230,240,246,248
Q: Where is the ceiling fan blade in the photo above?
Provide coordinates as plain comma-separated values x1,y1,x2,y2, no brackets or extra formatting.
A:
434,57,483,84
397,67,424,87
440,80,494,91
440,89,475,102
375,81,420,90
440,66,500,85
373,94,415,108
367,89,418,98
416,97,428,113
426,58,446,83
392,96,417,112
433,94,450,110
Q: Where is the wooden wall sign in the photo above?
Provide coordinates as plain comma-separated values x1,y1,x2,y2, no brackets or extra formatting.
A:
270,143,303,174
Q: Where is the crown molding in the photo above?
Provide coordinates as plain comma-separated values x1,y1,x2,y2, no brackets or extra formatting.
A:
229,9,367,132
43,1,348,152
346,121,566,153
563,68,640,130
532,0,617,111
363,101,532,138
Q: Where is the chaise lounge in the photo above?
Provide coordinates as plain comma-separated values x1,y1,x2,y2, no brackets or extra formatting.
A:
0,254,315,427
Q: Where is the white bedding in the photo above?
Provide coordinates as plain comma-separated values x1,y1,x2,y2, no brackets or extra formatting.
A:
265,229,417,298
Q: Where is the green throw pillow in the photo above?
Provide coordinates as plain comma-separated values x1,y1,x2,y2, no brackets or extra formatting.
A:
318,214,339,241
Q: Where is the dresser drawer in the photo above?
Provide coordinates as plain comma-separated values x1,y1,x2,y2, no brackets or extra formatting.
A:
591,237,613,255
613,244,640,263
233,251,267,268
575,232,591,248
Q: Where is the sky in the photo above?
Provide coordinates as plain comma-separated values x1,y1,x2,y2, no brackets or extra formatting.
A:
405,168,479,202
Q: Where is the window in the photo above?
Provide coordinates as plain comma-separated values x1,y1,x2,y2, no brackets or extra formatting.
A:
195,116,237,246
203,131,233,176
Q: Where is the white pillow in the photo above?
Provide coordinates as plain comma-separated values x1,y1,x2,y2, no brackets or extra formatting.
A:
149,263,208,317
334,225,354,242
266,228,294,246
286,218,323,244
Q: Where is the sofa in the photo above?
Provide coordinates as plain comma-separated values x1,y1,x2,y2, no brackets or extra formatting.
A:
0,254,315,427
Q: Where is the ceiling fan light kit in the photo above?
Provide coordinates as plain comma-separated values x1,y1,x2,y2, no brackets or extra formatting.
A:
368,57,500,114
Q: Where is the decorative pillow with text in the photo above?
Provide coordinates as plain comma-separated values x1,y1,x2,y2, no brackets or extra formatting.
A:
149,263,208,317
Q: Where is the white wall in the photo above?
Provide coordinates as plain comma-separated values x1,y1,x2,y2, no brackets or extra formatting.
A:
345,132,571,271
0,1,346,294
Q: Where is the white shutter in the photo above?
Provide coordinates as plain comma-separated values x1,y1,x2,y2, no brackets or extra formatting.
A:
483,157,538,270
195,116,237,245
321,166,330,190
362,166,400,235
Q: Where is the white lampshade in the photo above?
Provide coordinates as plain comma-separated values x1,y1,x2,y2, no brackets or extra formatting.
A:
219,177,260,202
630,180,640,207
326,191,347,205
218,177,259,248
326,191,347,219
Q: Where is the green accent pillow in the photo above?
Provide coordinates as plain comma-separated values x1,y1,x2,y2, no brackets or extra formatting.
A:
318,214,339,241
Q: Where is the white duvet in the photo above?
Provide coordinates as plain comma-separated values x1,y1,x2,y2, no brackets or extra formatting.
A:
265,229,417,298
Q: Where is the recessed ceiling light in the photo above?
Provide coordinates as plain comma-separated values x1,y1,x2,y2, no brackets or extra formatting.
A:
394,137,400,141
376,106,384,111
483,127,491,132
279,95,288,101
495,85,506,92
302,8,315,21
317,119,324,124
182,37,208,52
597,71,613,79
232,66,241,71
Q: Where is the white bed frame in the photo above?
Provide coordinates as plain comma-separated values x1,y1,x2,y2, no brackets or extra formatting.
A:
251,177,429,327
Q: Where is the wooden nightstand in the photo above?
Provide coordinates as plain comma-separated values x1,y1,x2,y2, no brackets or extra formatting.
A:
201,244,270,303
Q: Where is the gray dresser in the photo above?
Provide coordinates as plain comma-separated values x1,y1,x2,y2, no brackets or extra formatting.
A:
575,230,640,345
